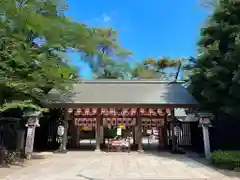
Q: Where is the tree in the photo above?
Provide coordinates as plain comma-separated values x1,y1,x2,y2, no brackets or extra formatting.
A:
131,57,182,80
188,0,240,115
0,0,121,111
82,28,133,79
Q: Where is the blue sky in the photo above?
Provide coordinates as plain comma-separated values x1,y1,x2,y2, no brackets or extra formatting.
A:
65,0,209,79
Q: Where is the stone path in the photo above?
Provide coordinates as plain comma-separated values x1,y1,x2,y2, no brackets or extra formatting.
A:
1,151,240,180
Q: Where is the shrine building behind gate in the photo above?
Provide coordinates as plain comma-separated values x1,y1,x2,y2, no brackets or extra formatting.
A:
45,80,198,151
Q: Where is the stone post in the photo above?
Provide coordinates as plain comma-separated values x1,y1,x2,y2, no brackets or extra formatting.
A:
198,113,213,159
24,112,41,160
202,125,211,159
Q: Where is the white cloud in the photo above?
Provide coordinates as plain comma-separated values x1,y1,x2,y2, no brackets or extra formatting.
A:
102,13,111,23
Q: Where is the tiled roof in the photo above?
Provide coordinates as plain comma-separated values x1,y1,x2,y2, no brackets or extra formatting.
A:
46,80,198,107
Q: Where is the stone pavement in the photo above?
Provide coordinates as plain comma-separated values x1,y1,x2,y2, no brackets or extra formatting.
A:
1,151,240,180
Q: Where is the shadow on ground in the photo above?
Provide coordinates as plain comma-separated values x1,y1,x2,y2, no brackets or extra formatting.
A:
143,146,240,179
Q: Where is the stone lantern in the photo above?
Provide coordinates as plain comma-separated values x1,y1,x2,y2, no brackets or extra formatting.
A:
23,110,42,160
197,112,213,159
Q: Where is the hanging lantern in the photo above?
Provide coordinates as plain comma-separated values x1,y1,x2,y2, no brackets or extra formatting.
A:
131,108,137,116
157,108,162,116
85,108,90,116
122,108,128,116
68,108,73,113
109,108,115,115
149,108,154,115
101,108,106,114
74,108,80,116
92,108,97,115
140,108,145,114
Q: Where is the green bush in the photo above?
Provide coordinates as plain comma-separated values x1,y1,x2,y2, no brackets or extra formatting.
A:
212,150,240,170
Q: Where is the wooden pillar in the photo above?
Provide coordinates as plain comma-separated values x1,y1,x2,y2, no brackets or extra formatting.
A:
163,109,168,148
133,126,136,145
62,109,70,151
95,108,101,152
171,108,177,153
137,108,143,152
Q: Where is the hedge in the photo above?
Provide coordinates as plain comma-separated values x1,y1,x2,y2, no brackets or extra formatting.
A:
212,150,240,170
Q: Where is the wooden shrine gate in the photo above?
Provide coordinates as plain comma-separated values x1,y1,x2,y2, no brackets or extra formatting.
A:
67,107,173,150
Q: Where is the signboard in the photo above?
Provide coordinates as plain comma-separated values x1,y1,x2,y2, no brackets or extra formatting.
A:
25,127,36,153
117,127,122,136
119,125,125,129
80,126,89,131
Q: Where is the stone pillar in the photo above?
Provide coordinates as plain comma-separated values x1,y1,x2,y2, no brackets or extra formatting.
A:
137,108,143,152
25,115,40,160
95,108,101,152
198,113,213,159
202,125,211,159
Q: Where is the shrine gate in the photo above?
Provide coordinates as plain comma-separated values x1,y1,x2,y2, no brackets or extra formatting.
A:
45,80,198,152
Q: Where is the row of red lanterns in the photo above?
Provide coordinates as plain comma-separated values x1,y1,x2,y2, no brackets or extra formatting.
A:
103,118,136,126
68,108,172,116
74,117,164,127
142,119,164,127
74,118,136,126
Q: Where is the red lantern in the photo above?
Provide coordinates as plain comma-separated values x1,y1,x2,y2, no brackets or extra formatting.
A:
85,108,90,115
149,108,154,114
140,108,145,114
131,108,137,115
157,108,162,116
110,108,115,115
122,108,128,115
92,108,97,114
101,108,106,114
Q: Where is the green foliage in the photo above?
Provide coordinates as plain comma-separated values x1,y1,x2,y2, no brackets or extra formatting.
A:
188,0,240,115
0,0,123,111
212,150,240,170
0,100,48,113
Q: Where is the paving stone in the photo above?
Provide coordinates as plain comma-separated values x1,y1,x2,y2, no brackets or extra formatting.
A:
0,151,240,180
